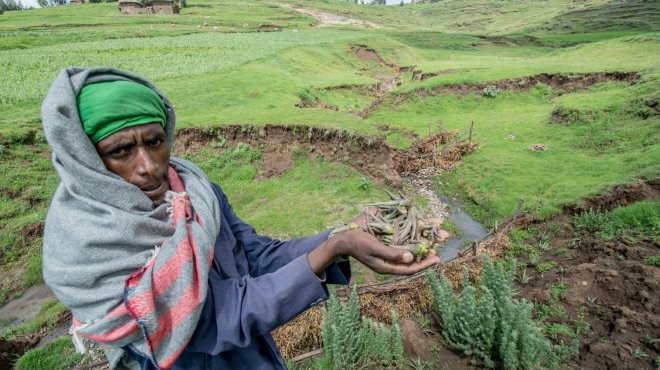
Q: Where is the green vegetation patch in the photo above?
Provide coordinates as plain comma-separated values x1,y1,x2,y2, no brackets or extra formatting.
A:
573,201,660,240
15,335,82,370
183,144,389,239
427,257,562,368
643,256,660,267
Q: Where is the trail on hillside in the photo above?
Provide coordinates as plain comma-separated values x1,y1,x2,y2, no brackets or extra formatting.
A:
278,3,381,28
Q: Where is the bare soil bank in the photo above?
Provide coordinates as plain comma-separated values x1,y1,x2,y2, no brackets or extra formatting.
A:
518,179,659,370
174,124,476,187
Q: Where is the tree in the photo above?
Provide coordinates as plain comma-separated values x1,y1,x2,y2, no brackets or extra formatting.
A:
36,0,66,7
1,0,26,11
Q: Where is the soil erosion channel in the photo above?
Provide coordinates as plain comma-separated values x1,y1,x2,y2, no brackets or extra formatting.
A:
436,193,488,261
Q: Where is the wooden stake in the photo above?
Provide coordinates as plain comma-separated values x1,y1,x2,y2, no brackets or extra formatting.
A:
468,121,474,144
513,197,525,221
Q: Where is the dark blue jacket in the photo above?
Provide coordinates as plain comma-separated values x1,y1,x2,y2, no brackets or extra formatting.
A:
127,183,351,369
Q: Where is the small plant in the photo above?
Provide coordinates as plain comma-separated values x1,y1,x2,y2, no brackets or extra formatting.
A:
546,323,576,339
409,357,434,370
537,240,549,252
482,85,499,98
298,88,319,106
536,261,557,273
519,268,533,285
322,286,404,369
574,312,590,336
551,247,566,256
527,253,540,267
291,146,304,159
358,177,369,191
586,296,598,305
547,283,567,301
210,135,227,149
631,347,649,359
557,265,567,275
427,257,559,369
572,209,610,234
415,312,435,336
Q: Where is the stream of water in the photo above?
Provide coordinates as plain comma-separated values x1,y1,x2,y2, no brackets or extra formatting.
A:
436,193,488,262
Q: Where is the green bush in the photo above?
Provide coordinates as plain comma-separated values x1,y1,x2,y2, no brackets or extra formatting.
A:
608,201,659,231
298,88,319,106
573,201,659,239
321,286,404,369
572,209,612,234
482,85,499,98
426,257,557,369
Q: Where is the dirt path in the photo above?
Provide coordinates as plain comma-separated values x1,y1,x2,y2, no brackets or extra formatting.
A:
278,3,381,28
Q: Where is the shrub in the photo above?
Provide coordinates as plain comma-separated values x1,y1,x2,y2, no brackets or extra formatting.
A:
533,83,553,99
426,257,557,369
573,201,660,239
298,88,319,106
322,286,404,369
482,85,499,98
572,209,611,234
608,201,659,232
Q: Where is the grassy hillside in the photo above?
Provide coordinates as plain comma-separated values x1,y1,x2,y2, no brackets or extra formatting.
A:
0,1,658,367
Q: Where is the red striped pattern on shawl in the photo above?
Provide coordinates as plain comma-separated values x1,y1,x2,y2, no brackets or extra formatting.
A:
73,166,214,369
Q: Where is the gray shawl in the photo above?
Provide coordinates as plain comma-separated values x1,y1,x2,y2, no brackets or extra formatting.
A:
41,67,221,369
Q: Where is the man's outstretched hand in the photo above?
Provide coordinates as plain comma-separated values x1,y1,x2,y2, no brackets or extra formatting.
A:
308,230,440,276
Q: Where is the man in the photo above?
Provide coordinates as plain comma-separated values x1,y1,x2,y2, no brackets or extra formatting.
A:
41,67,440,369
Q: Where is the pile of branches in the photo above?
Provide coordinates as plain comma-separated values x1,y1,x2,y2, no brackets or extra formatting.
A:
394,131,479,175
331,190,447,262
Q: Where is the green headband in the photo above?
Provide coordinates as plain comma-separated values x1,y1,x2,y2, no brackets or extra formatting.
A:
77,80,167,144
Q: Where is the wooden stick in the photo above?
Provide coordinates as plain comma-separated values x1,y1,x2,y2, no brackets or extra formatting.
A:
291,348,324,363
468,121,474,144
513,197,525,221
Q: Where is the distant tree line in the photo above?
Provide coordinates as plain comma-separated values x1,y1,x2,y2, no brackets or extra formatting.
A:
1,0,26,13
37,0,67,7
0,0,67,12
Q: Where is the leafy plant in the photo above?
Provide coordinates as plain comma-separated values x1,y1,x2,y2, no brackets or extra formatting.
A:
358,177,369,191
536,261,557,273
518,268,533,285
426,257,558,369
322,286,404,369
631,347,648,359
298,88,319,106
643,255,660,267
482,85,499,98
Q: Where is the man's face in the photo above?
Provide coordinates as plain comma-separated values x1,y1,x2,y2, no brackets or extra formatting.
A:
95,123,170,204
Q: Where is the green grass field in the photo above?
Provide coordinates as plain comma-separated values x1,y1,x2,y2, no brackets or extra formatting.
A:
0,0,658,367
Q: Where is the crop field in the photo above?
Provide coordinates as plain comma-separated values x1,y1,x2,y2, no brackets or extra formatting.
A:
0,0,658,369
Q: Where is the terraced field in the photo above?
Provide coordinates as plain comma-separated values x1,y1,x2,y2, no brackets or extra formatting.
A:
0,0,658,368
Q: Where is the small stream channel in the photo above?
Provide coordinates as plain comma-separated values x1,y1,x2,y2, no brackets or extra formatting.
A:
436,193,489,262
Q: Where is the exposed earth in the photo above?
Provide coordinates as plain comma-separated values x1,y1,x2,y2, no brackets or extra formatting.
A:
515,179,660,370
